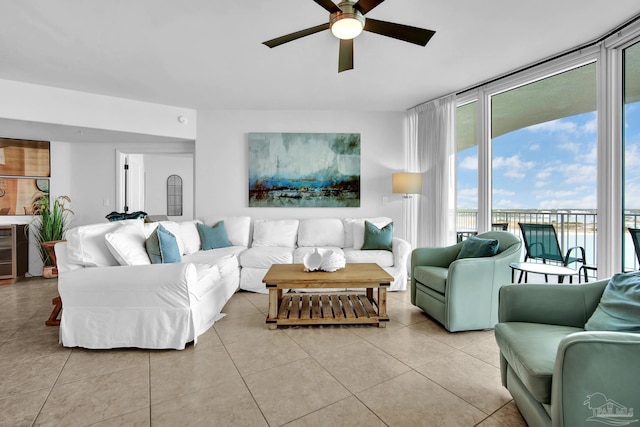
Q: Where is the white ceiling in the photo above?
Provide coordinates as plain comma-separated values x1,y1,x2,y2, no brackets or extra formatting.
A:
1,0,640,113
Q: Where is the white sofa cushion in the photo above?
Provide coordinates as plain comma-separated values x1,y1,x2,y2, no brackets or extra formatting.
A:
293,247,344,263
343,248,394,267
240,247,294,268
104,222,151,266
297,218,345,247
348,217,393,250
203,216,251,247
251,219,299,247
179,220,201,255
66,220,139,267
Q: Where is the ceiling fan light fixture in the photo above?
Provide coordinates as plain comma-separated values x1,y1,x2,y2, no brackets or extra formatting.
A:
330,2,365,40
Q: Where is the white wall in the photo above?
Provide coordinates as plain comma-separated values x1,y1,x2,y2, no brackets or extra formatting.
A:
144,154,194,220
195,110,408,239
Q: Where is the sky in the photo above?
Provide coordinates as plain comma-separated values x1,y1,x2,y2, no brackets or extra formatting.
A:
456,101,640,210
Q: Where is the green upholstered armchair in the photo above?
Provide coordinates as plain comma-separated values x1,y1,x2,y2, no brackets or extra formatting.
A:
495,280,640,427
410,231,522,332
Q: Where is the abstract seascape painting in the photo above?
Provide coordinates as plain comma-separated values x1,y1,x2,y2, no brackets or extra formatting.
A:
248,133,360,207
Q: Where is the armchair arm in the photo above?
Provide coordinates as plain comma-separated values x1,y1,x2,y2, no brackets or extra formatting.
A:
411,244,461,269
498,280,608,327
564,246,586,265
552,331,640,427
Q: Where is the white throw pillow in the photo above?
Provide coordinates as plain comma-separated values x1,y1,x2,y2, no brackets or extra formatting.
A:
104,222,150,265
351,217,393,250
203,215,251,247
251,219,299,247
343,218,358,248
179,220,201,255
298,218,345,247
66,220,141,267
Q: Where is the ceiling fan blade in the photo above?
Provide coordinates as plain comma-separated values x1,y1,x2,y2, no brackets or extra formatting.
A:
338,38,354,72
353,0,385,15
313,0,341,14
263,23,330,48
364,18,435,46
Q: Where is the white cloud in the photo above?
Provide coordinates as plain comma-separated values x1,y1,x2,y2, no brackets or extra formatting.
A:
528,119,578,135
535,189,579,199
562,164,597,184
559,141,580,153
538,193,596,209
529,143,540,151
624,181,640,207
527,113,597,138
493,198,524,209
536,166,555,180
456,187,477,208
582,115,597,134
459,155,478,170
625,143,640,169
493,188,516,196
493,155,535,179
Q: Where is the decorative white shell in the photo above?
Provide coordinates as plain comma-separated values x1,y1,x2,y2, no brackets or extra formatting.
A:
303,248,346,272
319,250,346,272
303,248,323,272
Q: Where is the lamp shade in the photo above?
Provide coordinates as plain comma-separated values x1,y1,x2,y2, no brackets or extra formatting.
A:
392,173,422,195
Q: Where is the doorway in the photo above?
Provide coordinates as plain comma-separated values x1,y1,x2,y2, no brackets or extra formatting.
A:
116,151,195,220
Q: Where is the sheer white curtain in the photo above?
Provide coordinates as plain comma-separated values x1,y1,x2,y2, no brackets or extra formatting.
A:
405,94,457,249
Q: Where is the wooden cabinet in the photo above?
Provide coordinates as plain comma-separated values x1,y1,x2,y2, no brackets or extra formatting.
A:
0,224,28,284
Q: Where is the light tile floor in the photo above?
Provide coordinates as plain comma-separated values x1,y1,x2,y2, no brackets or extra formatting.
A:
0,277,527,426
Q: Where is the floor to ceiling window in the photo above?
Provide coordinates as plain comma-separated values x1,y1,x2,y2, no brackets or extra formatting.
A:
489,63,598,267
623,41,640,270
451,18,640,277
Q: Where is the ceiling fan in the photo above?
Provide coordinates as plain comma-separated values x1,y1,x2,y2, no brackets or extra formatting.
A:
263,0,436,73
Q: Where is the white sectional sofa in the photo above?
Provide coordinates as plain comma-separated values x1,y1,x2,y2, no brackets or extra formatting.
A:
55,215,410,350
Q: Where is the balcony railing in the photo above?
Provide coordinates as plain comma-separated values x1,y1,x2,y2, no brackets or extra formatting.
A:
456,209,640,273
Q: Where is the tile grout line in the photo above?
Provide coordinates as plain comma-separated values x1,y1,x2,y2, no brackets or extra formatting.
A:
30,344,72,427
148,350,152,426
213,323,271,426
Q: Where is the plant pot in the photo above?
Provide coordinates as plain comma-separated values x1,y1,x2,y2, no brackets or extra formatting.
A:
41,240,64,279
43,265,57,279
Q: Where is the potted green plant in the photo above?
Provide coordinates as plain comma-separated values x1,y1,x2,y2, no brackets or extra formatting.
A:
30,195,74,278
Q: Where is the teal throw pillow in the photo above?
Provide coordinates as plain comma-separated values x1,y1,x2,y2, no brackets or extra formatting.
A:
456,236,499,259
585,271,640,332
197,221,232,250
362,221,393,251
145,224,181,264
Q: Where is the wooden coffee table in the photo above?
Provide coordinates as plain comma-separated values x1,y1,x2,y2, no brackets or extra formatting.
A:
263,263,392,329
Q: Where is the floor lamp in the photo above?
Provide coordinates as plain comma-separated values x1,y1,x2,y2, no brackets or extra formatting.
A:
392,172,422,278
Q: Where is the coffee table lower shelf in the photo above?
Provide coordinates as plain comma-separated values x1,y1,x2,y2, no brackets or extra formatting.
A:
267,293,388,328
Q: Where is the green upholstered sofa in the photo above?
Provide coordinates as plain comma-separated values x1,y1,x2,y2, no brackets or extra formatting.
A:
495,280,640,427
410,231,522,332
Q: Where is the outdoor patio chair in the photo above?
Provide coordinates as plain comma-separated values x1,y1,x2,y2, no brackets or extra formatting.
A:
628,227,640,267
518,222,594,282
492,222,509,231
